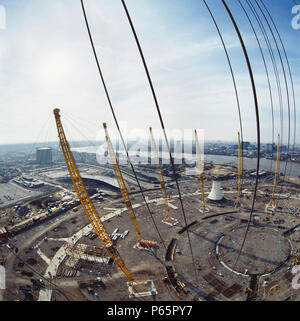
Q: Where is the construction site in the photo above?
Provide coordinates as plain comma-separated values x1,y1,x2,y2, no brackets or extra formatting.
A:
0,0,299,304
1,110,300,302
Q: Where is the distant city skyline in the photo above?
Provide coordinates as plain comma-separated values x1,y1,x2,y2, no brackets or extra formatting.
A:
0,0,299,145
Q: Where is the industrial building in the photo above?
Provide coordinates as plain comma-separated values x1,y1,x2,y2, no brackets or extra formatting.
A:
36,148,52,166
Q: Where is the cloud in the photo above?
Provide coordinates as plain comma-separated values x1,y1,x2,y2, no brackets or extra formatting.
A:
0,0,298,146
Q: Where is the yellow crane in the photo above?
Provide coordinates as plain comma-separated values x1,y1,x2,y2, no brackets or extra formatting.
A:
103,123,157,248
149,127,178,226
194,129,209,213
234,131,243,208
265,134,280,213
53,108,134,282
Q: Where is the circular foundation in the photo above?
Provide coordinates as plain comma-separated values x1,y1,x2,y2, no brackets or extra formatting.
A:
216,226,292,276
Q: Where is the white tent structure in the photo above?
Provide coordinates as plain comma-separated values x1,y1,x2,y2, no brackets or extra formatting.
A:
208,180,224,201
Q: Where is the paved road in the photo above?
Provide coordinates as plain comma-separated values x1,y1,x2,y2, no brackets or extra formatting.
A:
4,209,80,291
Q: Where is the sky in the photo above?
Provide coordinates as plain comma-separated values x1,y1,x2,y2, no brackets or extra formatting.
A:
0,0,299,146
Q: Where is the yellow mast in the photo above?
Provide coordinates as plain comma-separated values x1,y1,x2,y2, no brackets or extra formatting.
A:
195,129,209,213
149,127,178,225
53,108,134,282
265,134,280,213
103,123,142,241
235,131,242,207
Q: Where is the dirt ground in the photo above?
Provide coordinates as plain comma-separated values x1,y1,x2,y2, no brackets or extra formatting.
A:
2,168,300,301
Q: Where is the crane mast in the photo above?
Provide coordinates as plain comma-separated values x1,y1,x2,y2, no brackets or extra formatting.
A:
53,108,134,282
195,129,209,213
149,127,178,225
265,133,280,213
234,131,243,208
103,123,142,241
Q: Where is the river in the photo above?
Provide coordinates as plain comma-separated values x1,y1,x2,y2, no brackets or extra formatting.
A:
71,146,300,177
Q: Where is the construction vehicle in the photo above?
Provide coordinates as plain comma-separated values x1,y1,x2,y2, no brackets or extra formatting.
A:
53,108,134,283
234,132,243,208
103,122,158,249
0,226,9,243
162,274,188,295
194,129,209,213
244,287,254,294
30,205,41,223
149,127,178,226
265,134,280,213
162,276,175,283
139,240,158,249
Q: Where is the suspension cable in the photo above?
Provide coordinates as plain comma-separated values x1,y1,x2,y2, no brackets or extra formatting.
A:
237,0,275,171
253,0,291,181
259,0,297,178
244,0,285,188
120,0,198,280
202,0,244,177
80,0,166,250
221,0,261,269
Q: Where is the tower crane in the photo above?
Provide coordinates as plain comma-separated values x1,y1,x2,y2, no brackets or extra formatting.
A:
149,127,178,226
103,123,157,249
265,134,280,213
194,129,209,213
53,108,134,282
234,131,243,208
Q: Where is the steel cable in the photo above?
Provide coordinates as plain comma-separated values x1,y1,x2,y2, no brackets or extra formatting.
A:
80,0,167,250
245,0,284,155
237,0,275,172
201,0,245,186
220,0,261,269
250,0,294,212
120,0,198,280
259,0,297,180
253,0,292,182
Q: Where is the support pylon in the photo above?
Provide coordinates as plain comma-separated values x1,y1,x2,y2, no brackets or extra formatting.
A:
195,129,209,213
265,134,280,213
149,127,178,226
234,132,243,209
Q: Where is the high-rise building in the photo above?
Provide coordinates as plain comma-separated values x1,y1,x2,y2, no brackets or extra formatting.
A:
266,143,275,152
241,141,250,150
36,147,52,165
